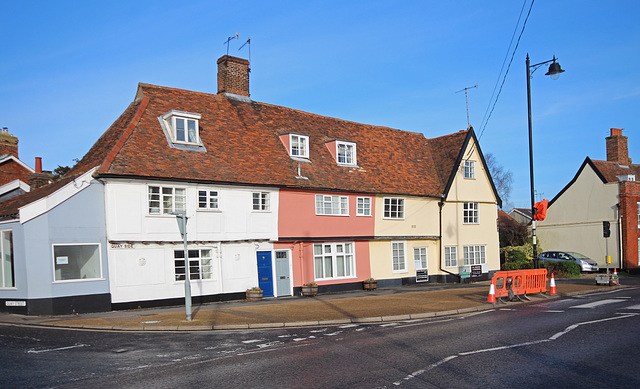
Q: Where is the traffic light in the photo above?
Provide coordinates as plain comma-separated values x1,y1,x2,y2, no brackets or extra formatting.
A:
603,221,611,238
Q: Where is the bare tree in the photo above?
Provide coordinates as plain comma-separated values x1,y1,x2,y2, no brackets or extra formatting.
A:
485,153,513,209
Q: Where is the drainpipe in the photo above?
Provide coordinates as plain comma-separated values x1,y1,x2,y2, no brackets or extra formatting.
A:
438,199,461,283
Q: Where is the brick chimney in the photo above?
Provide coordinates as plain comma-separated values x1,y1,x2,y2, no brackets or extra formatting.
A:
0,128,19,158
606,128,632,166
217,55,250,97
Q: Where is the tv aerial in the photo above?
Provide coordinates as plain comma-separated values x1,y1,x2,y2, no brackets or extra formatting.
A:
456,84,478,129
224,32,239,55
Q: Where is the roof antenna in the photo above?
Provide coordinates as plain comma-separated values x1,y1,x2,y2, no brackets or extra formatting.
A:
456,84,478,129
238,37,251,71
224,32,239,55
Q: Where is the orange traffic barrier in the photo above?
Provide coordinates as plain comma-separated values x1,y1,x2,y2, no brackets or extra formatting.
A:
487,281,497,303
490,269,549,302
549,273,557,294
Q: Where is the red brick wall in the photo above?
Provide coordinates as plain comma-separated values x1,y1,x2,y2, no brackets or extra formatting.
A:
0,160,32,186
217,55,250,97
619,181,640,269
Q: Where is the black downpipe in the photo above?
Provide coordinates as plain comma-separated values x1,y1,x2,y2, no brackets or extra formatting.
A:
438,200,462,283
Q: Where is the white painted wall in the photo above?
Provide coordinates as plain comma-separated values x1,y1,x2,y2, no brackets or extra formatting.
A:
104,179,278,303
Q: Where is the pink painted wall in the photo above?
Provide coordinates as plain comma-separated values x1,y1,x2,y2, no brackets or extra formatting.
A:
278,189,375,238
276,189,375,286
274,241,371,287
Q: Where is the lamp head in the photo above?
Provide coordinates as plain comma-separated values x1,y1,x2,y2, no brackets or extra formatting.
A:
545,57,565,80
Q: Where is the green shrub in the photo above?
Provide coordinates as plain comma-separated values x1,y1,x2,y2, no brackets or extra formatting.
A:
543,261,581,278
501,247,534,270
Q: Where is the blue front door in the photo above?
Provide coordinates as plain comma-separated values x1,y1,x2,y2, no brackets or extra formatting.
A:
257,251,274,297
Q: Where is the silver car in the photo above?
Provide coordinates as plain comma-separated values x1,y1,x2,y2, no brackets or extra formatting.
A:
538,251,600,272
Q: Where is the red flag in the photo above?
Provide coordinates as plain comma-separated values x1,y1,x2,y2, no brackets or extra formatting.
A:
533,199,548,221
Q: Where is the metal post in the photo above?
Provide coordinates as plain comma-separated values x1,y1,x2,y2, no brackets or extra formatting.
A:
172,212,192,321
526,54,538,269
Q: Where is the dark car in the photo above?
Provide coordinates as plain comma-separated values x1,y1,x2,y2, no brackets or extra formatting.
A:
538,251,599,272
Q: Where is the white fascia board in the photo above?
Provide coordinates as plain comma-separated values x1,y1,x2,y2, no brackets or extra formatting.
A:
19,167,99,224
0,179,30,196
0,155,35,173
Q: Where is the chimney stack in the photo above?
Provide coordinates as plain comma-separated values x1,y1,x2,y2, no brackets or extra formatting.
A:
28,157,53,189
0,128,19,158
606,128,632,166
217,55,250,97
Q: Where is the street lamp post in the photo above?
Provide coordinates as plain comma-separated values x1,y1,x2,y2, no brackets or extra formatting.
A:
526,54,565,269
170,211,192,321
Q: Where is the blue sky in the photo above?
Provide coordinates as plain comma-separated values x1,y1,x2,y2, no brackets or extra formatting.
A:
2,1,639,210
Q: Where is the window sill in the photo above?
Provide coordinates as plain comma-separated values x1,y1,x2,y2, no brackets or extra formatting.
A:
314,276,357,282
356,214,373,217
392,270,409,274
53,278,105,284
383,217,405,221
196,209,222,213
315,213,350,217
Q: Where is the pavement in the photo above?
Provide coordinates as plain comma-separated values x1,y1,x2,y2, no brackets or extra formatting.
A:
0,274,631,332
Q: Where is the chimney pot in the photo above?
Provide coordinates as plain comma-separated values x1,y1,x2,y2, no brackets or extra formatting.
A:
35,157,42,173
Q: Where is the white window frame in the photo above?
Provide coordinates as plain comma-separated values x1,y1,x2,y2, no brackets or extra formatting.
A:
463,202,479,224
336,141,357,165
313,242,356,280
392,241,407,273
197,189,220,211
252,192,270,212
161,110,202,146
414,247,428,270
464,160,475,179
52,243,103,283
316,194,349,216
0,230,14,288
463,245,486,265
290,134,309,158
148,186,186,215
174,248,214,281
444,246,458,268
384,197,405,219
356,197,372,216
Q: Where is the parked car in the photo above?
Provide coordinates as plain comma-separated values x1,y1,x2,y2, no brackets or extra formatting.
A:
538,251,599,272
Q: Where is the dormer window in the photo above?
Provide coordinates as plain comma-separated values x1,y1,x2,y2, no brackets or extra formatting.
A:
337,141,356,165
159,110,203,147
290,134,309,158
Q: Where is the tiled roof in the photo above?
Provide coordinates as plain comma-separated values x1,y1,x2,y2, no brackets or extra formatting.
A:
590,159,640,183
0,83,485,218
97,83,471,197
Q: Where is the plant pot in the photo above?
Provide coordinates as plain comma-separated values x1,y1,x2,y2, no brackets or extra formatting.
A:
301,285,318,297
246,290,263,301
363,281,377,291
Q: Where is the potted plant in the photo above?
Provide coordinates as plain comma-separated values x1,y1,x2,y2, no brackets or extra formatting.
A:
363,278,377,291
246,287,263,301
301,282,318,297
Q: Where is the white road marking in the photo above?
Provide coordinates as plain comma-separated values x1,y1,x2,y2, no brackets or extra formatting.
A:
460,310,492,319
544,310,565,313
27,343,88,354
393,313,638,386
569,299,627,309
395,319,454,329
324,331,343,336
623,304,640,310
241,339,264,344
549,313,637,340
338,324,359,329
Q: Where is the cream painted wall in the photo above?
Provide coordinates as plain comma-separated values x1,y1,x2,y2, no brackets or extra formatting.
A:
440,140,500,273
374,196,439,237
537,165,620,267
369,239,439,280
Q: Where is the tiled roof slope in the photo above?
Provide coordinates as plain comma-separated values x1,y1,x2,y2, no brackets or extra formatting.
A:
0,83,485,218
0,100,143,219
590,159,640,182
97,83,471,197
